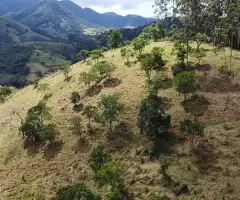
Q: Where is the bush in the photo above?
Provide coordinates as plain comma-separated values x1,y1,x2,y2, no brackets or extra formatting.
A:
52,184,101,200
138,94,171,138
97,161,124,190
70,117,83,138
70,92,80,105
39,124,56,142
171,61,186,76
173,71,197,99
89,145,110,173
108,189,125,200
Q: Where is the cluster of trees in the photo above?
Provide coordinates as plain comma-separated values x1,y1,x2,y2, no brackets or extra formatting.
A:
18,100,56,143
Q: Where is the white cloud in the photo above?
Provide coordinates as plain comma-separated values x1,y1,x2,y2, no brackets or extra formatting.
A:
71,0,155,17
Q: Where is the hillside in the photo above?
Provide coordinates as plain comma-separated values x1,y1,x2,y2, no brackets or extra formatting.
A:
0,41,240,199
0,17,51,45
9,0,84,40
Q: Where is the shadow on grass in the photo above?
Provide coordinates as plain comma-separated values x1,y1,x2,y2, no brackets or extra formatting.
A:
85,85,103,97
43,141,63,161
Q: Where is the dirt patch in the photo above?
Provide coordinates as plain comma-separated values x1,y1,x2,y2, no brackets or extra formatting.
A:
103,77,122,88
43,141,63,160
195,64,212,72
85,85,103,97
76,137,92,153
199,74,240,93
182,94,210,115
73,103,84,113
161,78,173,90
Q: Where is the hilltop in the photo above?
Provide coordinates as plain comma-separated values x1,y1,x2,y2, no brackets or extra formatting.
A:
0,41,240,199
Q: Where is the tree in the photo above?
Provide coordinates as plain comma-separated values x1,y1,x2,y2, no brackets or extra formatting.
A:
83,105,97,126
90,49,104,63
39,124,56,142
89,145,110,173
37,83,50,95
138,94,171,138
70,92,80,106
92,61,116,80
79,71,98,88
151,47,166,74
120,47,134,66
149,26,165,42
97,161,124,190
173,71,197,100
60,65,71,82
131,35,148,55
98,94,124,133
140,54,157,80
108,29,123,49
52,184,101,200
77,49,89,62
194,48,206,65
0,86,12,102
70,117,83,138
20,101,53,141
180,119,205,150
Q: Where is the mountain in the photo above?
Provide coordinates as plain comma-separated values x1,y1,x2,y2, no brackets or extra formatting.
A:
0,17,51,45
58,0,153,28
9,0,84,40
3,0,153,40
0,0,39,14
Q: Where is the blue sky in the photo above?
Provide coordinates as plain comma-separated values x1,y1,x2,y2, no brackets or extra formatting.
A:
72,0,156,17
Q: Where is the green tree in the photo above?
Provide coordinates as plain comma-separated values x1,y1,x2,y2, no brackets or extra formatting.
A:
20,101,53,141
138,94,171,138
194,48,206,65
97,161,124,190
180,119,205,150
0,86,12,102
131,35,148,55
70,116,83,138
83,105,97,126
149,26,165,42
39,124,56,142
98,94,125,133
70,92,80,106
60,65,71,82
92,61,116,79
90,49,104,63
77,49,89,62
52,184,101,200
140,54,155,81
79,71,98,88
120,47,134,66
108,29,123,49
173,71,197,100
89,145,110,173
151,47,166,74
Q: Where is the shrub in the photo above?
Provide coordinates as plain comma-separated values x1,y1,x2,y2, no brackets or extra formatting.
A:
52,184,101,200
92,61,116,79
97,161,124,190
180,119,205,149
79,71,98,88
60,65,71,82
108,189,125,200
70,117,83,138
89,145,110,173
39,124,56,142
138,94,171,138
173,71,197,99
171,61,186,76
70,92,80,106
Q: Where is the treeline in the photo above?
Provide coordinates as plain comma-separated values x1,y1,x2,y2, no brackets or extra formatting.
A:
155,0,240,49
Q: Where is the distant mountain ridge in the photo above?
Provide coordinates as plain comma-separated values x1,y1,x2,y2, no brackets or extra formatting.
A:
1,0,153,39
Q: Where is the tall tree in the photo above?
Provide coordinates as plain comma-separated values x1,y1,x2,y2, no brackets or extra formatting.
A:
108,29,123,49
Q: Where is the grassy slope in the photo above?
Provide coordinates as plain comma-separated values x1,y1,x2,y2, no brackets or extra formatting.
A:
0,42,239,200
0,17,51,43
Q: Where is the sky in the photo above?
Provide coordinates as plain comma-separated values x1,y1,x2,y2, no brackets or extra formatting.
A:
71,0,156,18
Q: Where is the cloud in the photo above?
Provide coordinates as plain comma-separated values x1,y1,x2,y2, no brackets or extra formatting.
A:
73,0,152,9
72,0,155,17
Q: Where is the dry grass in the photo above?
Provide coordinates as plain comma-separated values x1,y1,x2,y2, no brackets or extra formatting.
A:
0,42,240,200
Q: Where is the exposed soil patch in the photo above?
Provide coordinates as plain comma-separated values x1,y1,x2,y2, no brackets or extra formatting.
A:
199,74,240,93
103,77,122,88
43,141,63,161
182,94,210,115
85,85,103,97
195,64,212,72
